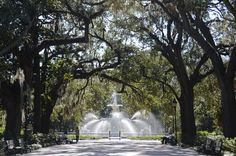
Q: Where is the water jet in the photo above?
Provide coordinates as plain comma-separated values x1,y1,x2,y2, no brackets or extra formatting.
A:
80,92,164,137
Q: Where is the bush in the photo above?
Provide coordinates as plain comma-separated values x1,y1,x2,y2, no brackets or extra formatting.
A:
197,131,210,137
31,133,43,144
30,132,59,147
31,143,42,150
223,138,236,153
196,131,236,154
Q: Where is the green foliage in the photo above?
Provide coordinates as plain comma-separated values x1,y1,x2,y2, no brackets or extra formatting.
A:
51,78,115,130
224,138,236,153
194,75,221,131
197,130,211,137
0,109,5,134
196,131,236,153
30,132,58,146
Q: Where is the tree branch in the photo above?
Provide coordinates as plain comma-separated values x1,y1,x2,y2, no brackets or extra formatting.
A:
35,23,89,53
167,20,174,46
90,32,113,49
0,19,34,56
82,0,106,6
74,49,121,79
190,53,213,85
223,0,236,21
143,74,179,100
99,73,142,96
226,46,236,81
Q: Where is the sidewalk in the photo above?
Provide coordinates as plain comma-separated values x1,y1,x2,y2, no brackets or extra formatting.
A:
22,139,204,156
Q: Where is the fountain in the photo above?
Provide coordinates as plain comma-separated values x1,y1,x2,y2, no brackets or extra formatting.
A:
80,92,164,137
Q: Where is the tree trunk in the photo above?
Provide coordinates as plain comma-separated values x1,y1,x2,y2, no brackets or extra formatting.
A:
179,85,196,145
220,75,236,137
205,48,236,137
33,54,41,133
1,82,21,140
4,103,22,140
221,48,236,137
174,52,197,145
39,77,64,133
40,104,53,133
5,106,20,140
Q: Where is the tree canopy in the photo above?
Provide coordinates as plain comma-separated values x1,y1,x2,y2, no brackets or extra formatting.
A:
0,0,235,146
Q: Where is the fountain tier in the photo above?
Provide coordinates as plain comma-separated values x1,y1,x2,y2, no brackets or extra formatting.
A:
80,93,163,137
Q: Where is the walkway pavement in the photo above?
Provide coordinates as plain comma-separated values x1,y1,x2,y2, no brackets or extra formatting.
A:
23,139,204,156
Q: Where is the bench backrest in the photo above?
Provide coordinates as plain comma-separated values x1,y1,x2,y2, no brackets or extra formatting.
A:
18,139,24,147
214,140,223,152
5,140,14,149
205,138,213,149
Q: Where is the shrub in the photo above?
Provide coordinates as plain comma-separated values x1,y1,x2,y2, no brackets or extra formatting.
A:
197,131,209,136
30,132,59,147
223,138,236,153
196,131,236,154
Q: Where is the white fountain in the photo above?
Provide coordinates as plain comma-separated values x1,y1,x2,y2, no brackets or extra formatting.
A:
80,92,164,137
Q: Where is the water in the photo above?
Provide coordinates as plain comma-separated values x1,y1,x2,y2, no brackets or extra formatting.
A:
80,93,164,137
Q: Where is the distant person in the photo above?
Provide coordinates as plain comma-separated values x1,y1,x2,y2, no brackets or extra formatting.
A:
76,127,80,142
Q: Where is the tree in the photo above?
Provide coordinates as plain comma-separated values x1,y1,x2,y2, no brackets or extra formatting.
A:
152,0,236,138
0,0,119,137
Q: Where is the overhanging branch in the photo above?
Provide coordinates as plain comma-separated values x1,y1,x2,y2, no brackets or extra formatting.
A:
99,73,142,96
0,19,34,56
143,74,179,100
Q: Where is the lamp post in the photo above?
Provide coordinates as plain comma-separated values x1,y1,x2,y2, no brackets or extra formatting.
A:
172,99,177,141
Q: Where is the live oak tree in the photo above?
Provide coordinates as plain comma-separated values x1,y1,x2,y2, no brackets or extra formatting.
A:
152,0,236,138
0,0,122,137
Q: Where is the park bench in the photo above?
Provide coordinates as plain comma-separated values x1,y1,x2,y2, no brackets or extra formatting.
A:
4,139,18,155
18,138,32,153
56,134,69,144
67,139,77,144
0,139,5,155
4,139,32,155
161,134,177,146
197,137,223,156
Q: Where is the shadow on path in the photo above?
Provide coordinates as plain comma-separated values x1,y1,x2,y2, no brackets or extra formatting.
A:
22,140,204,156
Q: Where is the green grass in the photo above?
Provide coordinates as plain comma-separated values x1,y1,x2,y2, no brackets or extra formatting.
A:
128,135,164,140
67,134,102,140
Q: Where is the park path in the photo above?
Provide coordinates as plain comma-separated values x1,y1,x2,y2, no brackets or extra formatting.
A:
22,139,204,156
